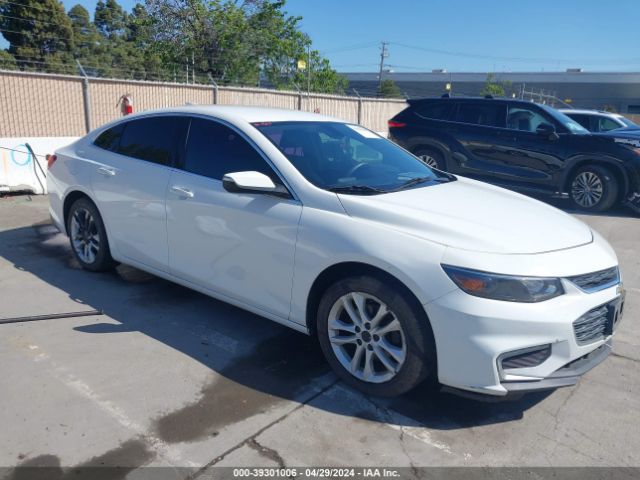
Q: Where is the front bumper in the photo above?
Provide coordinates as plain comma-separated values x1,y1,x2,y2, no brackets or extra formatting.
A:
425,278,622,397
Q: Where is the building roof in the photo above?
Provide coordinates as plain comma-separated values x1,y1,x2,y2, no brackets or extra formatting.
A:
344,71,640,84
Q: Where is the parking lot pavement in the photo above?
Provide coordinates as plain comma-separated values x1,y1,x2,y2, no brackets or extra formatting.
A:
1,194,639,477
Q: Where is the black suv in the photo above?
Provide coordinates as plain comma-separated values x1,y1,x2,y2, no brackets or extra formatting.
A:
389,97,640,213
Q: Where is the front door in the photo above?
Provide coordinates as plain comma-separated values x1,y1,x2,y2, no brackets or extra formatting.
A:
494,105,568,190
166,117,302,319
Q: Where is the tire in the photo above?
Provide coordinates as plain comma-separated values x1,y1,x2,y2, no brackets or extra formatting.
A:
414,148,445,171
66,197,116,272
316,275,436,397
568,165,619,212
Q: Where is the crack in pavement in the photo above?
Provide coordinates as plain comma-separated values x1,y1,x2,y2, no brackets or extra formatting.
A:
611,352,640,363
188,378,340,479
246,438,286,468
397,429,419,479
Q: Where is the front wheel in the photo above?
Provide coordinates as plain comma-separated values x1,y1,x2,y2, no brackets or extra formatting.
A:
67,197,116,272
317,276,436,397
568,165,618,212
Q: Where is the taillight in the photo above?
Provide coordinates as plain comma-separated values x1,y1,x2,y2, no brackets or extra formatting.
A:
388,120,406,128
46,154,57,169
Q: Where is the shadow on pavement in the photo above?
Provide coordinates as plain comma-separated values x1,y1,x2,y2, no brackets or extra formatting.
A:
0,221,553,442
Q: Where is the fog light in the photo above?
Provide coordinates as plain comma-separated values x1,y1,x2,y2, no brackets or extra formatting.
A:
500,344,551,370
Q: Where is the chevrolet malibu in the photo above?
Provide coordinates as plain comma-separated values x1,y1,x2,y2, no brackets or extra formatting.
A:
47,106,624,398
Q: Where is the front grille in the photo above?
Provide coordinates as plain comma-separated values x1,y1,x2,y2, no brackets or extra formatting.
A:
501,345,551,369
573,304,609,345
568,267,619,293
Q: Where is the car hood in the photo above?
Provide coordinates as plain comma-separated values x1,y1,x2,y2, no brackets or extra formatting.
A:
337,177,593,254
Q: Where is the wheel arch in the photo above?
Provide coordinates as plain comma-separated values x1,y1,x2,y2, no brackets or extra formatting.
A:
62,189,98,235
305,261,429,337
562,156,629,201
409,141,450,169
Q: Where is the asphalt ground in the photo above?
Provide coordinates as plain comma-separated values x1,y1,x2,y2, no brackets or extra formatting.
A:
0,194,638,479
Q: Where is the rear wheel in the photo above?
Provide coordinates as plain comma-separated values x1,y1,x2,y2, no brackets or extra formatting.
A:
568,165,618,212
414,148,445,170
66,198,116,272
317,275,436,397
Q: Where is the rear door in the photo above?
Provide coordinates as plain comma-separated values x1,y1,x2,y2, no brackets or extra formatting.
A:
447,101,510,179
166,117,302,319
91,115,188,272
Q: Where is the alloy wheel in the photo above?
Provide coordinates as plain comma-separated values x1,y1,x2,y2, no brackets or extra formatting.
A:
418,154,438,168
571,171,604,208
327,292,407,383
70,207,100,264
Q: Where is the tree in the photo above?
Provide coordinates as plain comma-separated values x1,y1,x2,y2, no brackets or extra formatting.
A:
377,79,402,98
68,4,101,69
95,0,127,39
143,0,347,91
480,73,511,97
0,50,17,70
0,0,75,73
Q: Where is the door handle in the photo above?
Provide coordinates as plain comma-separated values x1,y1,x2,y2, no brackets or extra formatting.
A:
170,185,194,198
97,166,116,176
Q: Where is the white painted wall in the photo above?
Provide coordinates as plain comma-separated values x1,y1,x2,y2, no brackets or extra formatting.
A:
0,137,78,194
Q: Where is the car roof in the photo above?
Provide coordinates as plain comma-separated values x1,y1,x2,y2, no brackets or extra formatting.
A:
560,108,622,117
407,96,537,108
123,105,341,124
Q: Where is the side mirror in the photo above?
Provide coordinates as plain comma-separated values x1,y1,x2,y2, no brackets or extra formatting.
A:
222,171,288,196
536,122,559,140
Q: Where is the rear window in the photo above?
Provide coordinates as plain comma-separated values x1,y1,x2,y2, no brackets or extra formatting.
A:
454,102,506,128
117,116,188,166
94,123,124,152
414,102,453,120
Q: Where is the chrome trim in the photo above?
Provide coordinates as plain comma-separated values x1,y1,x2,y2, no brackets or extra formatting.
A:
567,266,620,293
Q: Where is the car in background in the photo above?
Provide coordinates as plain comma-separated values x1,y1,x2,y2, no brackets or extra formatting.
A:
47,106,622,399
560,109,639,133
388,97,640,213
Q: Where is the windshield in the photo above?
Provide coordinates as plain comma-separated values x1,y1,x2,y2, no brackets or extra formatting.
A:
542,106,589,134
254,121,453,194
619,116,639,128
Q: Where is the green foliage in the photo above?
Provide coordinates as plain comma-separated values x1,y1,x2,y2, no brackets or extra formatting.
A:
377,79,402,98
480,73,512,97
0,0,75,73
0,49,17,70
0,0,346,92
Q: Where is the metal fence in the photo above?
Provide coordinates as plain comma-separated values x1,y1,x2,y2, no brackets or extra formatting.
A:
0,70,407,137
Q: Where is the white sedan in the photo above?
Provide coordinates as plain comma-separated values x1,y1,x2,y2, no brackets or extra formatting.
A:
47,106,624,398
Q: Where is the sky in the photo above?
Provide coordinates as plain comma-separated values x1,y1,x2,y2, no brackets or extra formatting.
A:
14,0,640,72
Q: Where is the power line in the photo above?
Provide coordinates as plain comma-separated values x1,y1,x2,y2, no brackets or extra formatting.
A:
0,0,130,17
0,13,70,28
391,41,640,66
321,41,379,55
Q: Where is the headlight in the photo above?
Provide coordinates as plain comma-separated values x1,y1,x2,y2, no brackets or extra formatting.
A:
441,265,564,303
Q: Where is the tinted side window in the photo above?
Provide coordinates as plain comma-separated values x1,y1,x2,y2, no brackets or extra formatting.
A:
414,102,453,120
183,118,274,180
568,114,591,130
598,117,621,132
117,116,186,166
506,106,552,132
94,123,124,152
455,103,506,127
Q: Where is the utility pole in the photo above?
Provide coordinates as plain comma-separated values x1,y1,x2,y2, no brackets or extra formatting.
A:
377,41,389,95
307,43,311,95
